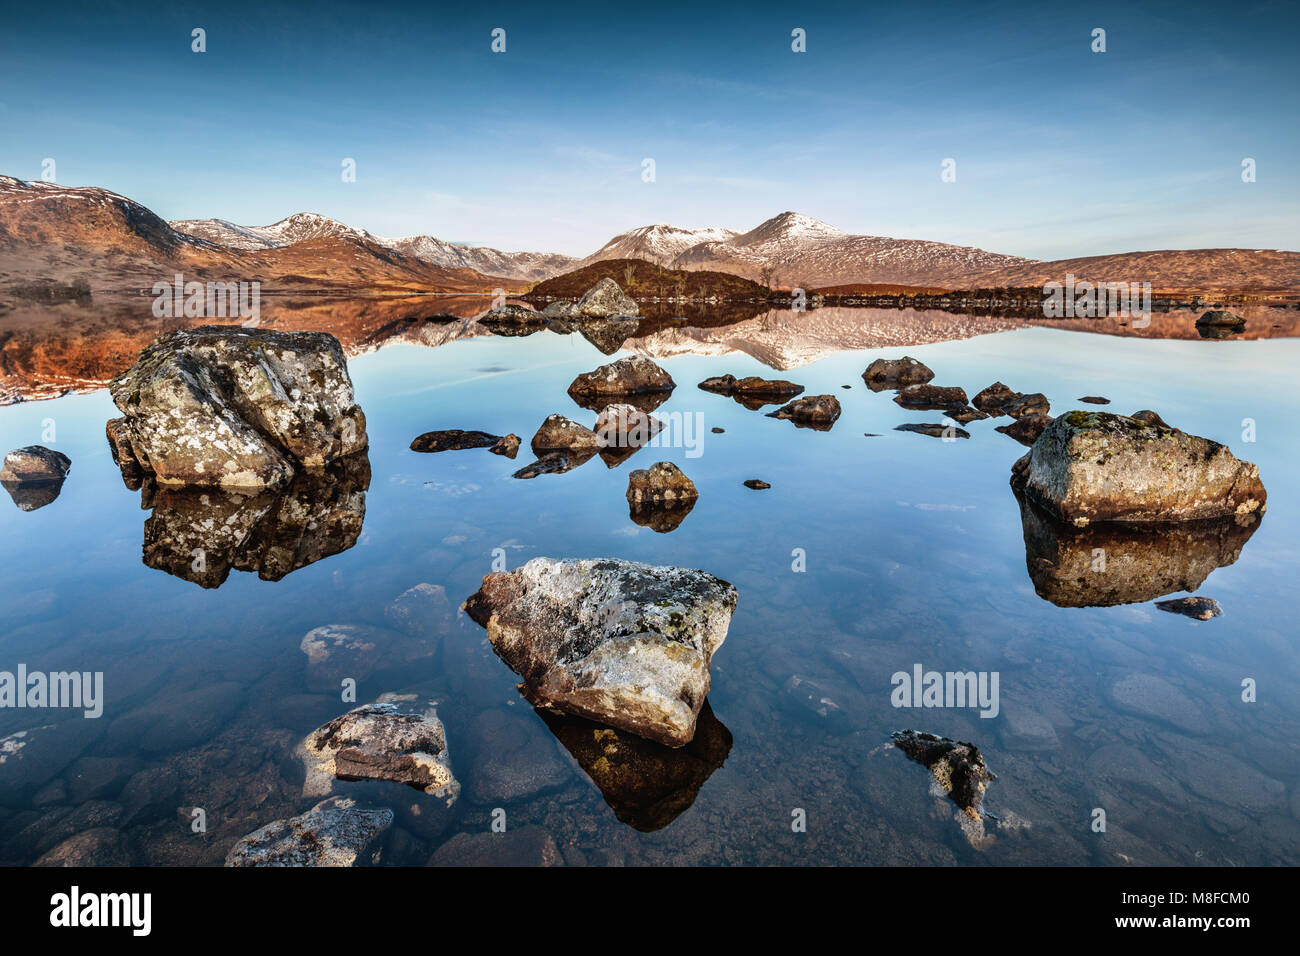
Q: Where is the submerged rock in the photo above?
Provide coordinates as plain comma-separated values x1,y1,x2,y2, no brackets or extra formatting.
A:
893,383,968,409
535,701,732,832
530,414,600,455
766,394,841,429
891,730,994,820
1156,596,1222,621
489,433,520,458
894,422,969,439
567,356,675,401
224,796,392,867
862,356,934,390
0,445,70,482
1011,411,1266,525
996,412,1052,446
409,429,500,453
463,557,738,747
301,698,459,800
299,622,428,691
429,826,563,867
1012,484,1260,607
108,326,367,490
572,277,639,317
626,462,698,532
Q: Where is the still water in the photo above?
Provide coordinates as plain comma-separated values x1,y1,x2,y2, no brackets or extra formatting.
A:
1,320,1296,865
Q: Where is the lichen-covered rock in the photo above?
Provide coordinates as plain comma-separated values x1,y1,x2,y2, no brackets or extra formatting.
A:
1011,411,1267,525
863,356,934,390
301,697,459,801
892,730,994,820
463,557,738,747
893,383,968,409
530,414,601,456
766,394,841,429
0,445,70,483
224,796,391,867
626,462,698,532
567,356,675,400
572,277,638,317
1003,392,1050,420
971,381,1021,413
489,433,520,458
108,326,367,490
594,403,662,450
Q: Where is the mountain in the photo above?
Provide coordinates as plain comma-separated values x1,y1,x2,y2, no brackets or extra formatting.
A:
671,211,1038,288
577,224,741,268
952,248,1300,294
172,216,575,282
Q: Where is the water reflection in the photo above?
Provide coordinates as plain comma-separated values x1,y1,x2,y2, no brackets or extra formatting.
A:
1012,486,1261,607
534,702,732,831
138,454,370,588
1,476,67,511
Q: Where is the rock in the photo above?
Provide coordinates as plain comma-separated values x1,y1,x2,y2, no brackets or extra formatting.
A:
534,701,732,832
1130,409,1171,429
530,414,600,455
0,719,104,802
862,356,934,390
572,277,638,317
138,453,369,588
483,302,542,322
0,445,70,482
711,427,724,434
594,403,662,451
894,384,968,409
1003,392,1050,419
108,326,367,490
766,394,841,429
384,583,453,641
64,756,141,803
943,405,990,424
119,765,181,826
626,462,698,532
409,429,500,453
224,797,392,867
540,300,574,317
891,730,994,819
489,434,520,458
743,479,770,490
301,697,459,800
1155,596,1222,621
1108,674,1210,734
971,382,1021,413
1012,486,1260,607
894,422,969,439
512,452,583,479
1196,309,1246,330
1011,411,1266,525
35,828,130,867
299,623,429,691
781,674,866,734
463,557,738,747
1,476,67,511
999,708,1059,751
996,413,1052,446
464,709,569,803
1085,743,1187,807
566,357,675,401
1079,396,1110,405
698,374,804,409
429,825,563,867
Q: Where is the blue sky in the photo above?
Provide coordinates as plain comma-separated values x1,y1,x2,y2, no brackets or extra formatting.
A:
1,0,1296,259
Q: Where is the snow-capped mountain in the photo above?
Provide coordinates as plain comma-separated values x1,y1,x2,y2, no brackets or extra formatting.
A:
385,235,576,283
169,212,380,251
578,223,742,268
671,211,1038,287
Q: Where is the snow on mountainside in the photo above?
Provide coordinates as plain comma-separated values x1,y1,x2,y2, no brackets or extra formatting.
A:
170,214,574,281
578,223,742,268
671,211,1038,288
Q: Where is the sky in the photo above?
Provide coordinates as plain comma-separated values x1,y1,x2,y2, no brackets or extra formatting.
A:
0,0,1296,260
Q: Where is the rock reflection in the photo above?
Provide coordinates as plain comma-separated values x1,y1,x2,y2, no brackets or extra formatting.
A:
138,454,370,588
1,476,67,511
534,701,731,832
1013,486,1261,607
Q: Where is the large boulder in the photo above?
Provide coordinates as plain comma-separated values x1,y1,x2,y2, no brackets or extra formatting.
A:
862,356,934,390
572,277,638,317
530,414,601,456
107,326,367,490
224,796,391,867
1012,411,1266,525
0,445,70,482
463,557,738,747
567,357,675,401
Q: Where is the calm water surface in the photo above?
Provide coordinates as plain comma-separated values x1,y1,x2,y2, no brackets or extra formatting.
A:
1,321,1297,865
